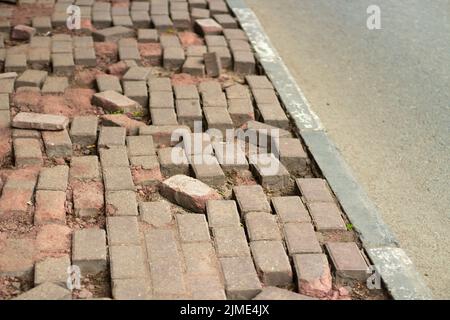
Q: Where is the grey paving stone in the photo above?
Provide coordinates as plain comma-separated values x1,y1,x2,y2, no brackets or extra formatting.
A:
172,11,190,29
245,75,274,90
27,47,50,69
123,66,151,81
5,53,27,73
248,153,291,190
103,167,135,191
220,256,262,300
15,70,47,89
52,53,75,76
201,91,227,108
113,15,134,28
52,41,73,54
173,84,199,100
205,35,227,47
12,129,40,140
69,156,101,181
182,56,205,76
70,115,98,146
233,51,255,74
42,129,73,158
150,108,178,125
223,28,248,41
209,0,228,14
163,47,185,70
212,141,249,171
204,107,233,136
112,278,152,300
145,229,187,298
151,15,174,31
0,78,15,94
176,214,210,243
92,10,112,28
129,155,160,170
99,146,129,168
208,46,232,68
190,154,226,187
13,138,43,166
229,39,252,53
110,245,147,280
273,138,308,175
119,45,141,62
139,201,173,228
126,135,155,156
148,77,172,92
233,185,271,215
160,34,181,49
0,93,10,110
13,282,72,300
284,222,322,255
306,202,347,231
206,200,240,229
0,109,10,128
139,124,190,147
37,165,69,191
131,11,151,28
245,211,281,241
191,8,210,20
74,47,97,67
272,196,311,224
98,126,126,148
73,36,94,48
34,255,70,286
137,29,159,43
123,81,148,107
107,216,140,246
213,226,250,258
181,242,221,277
296,178,335,203
106,189,139,217
157,147,190,177
41,76,69,94
175,99,202,130
149,90,174,109
72,228,107,275
93,90,142,114
189,0,207,8
92,26,135,42
186,45,207,57
213,14,238,28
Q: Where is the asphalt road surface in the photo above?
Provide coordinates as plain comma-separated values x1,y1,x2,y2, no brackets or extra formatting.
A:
246,0,450,298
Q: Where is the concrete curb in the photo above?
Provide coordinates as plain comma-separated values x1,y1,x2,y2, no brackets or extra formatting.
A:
227,0,433,300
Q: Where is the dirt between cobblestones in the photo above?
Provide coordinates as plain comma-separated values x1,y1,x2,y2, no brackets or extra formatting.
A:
0,1,389,300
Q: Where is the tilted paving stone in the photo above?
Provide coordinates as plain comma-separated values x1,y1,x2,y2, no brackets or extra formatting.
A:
13,282,72,300
206,200,241,229
92,26,135,42
139,124,190,147
325,242,369,281
70,115,98,147
41,76,69,95
106,190,139,216
212,226,250,258
182,57,205,76
110,245,147,280
99,146,130,168
107,216,140,246
151,15,174,31
139,201,173,228
233,185,271,216
306,202,347,231
123,66,151,81
219,256,262,300
241,120,292,150
159,174,221,213
15,70,47,89
157,147,190,177
145,229,188,298
213,14,238,28
34,255,70,287
195,18,223,35
191,8,210,20
13,138,43,166
208,46,232,69
296,178,336,203
205,35,227,47
293,253,332,297
52,53,75,76
75,46,96,66
149,90,174,109
72,228,108,275
96,75,123,93
42,129,73,158
34,190,67,225
103,167,135,191
283,222,322,255
172,11,191,30
126,135,155,157
163,47,185,70
69,156,101,181
98,126,126,148
119,45,141,63
123,80,148,107
176,214,211,243
223,29,248,41
244,211,282,242
72,181,104,217
253,286,317,300
12,112,69,131
93,90,142,114
271,196,311,224
248,153,291,190
273,138,308,175
5,53,27,73
137,29,159,43
250,240,293,287
190,153,226,187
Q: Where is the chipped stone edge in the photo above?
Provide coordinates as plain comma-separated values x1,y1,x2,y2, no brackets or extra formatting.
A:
227,0,433,300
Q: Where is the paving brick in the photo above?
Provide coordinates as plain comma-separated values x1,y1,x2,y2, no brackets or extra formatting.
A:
160,174,221,213
145,229,187,298
0,93,9,110
195,18,223,35
307,202,346,231
175,99,202,130
126,135,155,157
52,11,68,27
220,256,262,300
72,228,107,275
106,190,139,217
187,274,226,300
249,153,291,190
212,141,248,171
204,52,222,77
103,167,135,191
148,77,172,92
92,26,135,42
209,0,228,14
15,70,47,89
150,109,177,127
137,29,159,43
12,113,67,132
208,46,232,68
157,147,190,176
0,78,14,94
201,91,227,108
113,15,134,28
253,286,317,300
98,126,126,148
256,102,290,130
112,278,152,300
92,10,113,29
0,237,35,277
93,90,143,114
172,11,191,29
186,45,207,57
225,83,251,99
160,34,181,49
111,6,129,16
190,154,225,187
223,28,247,41
296,178,335,203
110,245,147,280
206,200,240,229
233,51,255,74
213,226,250,258
36,166,68,192
152,15,174,32
73,36,95,49
246,75,273,90
42,129,73,158
71,180,103,217
140,201,173,227
123,81,148,107
41,76,68,94
285,222,322,255
52,53,75,76
5,53,27,73
271,196,310,224
250,240,293,286
13,138,43,166
272,138,308,175
119,45,141,62
163,47,185,70
213,14,238,28
293,253,332,297
96,74,123,93
191,8,210,20
34,190,66,225
139,124,190,147
233,185,271,215
123,66,151,81
227,99,254,127
70,156,101,181
182,56,205,76
0,109,10,128
229,39,252,54
131,11,151,28
74,46,97,67
107,216,140,246
182,242,221,277
173,84,199,100
12,129,40,140
13,282,72,300
245,211,281,241
99,146,129,168
176,214,210,242
204,107,233,136
325,242,369,281
35,224,71,257
149,90,174,109
70,116,98,147
189,0,207,8
34,255,70,286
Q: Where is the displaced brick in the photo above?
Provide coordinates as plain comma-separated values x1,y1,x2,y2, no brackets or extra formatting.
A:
220,257,262,300
12,112,69,131
195,18,223,35
227,98,254,127
326,242,369,281
70,116,98,146
96,74,123,93
157,147,190,176
92,90,142,114
92,26,135,42
182,57,205,76
41,76,69,94
293,253,332,297
13,282,71,300
163,47,185,70
234,51,255,74
249,153,291,190
15,70,47,89
42,129,73,158
139,124,190,147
